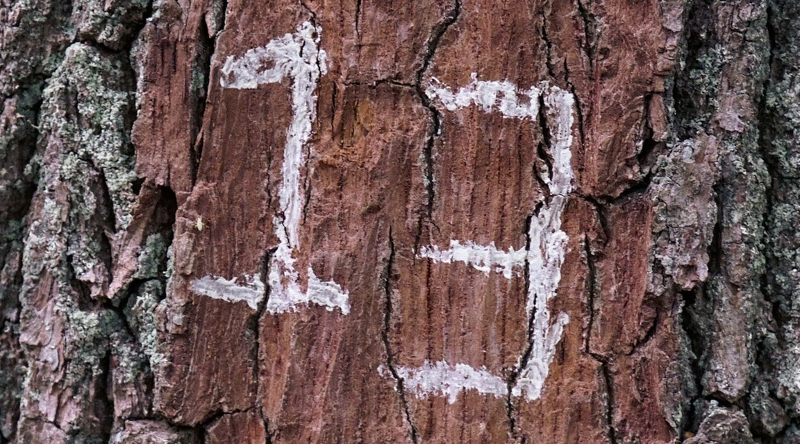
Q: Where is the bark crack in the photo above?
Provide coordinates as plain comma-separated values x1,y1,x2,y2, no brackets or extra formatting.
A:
413,0,462,230
300,0,319,21
344,79,416,89
251,249,274,414
575,0,597,70
563,59,587,149
355,0,362,38
195,406,260,437
596,357,618,444
190,0,227,187
504,214,535,441
583,236,597,355
540,12,556,79
380,227,419,443
259,407,276,444
581,202,617,444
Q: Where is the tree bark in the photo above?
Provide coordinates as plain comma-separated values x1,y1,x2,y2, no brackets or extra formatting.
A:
1,0,798,442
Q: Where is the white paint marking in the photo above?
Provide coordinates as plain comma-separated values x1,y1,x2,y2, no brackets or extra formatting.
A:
266,250,351,315
193,22,348,314
391,77,575,403
512,86,574,400
426,73,541,119
220,21,328,250
379,361,508,404
191,275,264,310
418,240,527,279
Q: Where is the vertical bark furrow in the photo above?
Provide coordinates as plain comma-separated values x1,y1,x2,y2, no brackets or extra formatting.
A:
758,0,800,439
414,0,461,221
380,228,419,443
667,0,781,441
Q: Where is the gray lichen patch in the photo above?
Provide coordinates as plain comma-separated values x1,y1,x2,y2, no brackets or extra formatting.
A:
747,375,788,437
0,0,74,96
14,295,114,440
756,0,800,427
124,279,164,371
685,402,756,444
649,133,720,294
21,296,154,436
19,42,140,299
39,42,138,232
133,233,168,280
12,34,152,441
73,0,152,51
666,0,777,436
763,73,800,177
768,181,800,417
111,420,200,444
63,306,123,381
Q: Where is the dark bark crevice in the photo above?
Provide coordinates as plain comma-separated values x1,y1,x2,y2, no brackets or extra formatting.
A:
563,58,587,151
598,358,618,444
190,0,228,188
503,213,534,441
582,228,617,444
540,11,556,79
638,93,664,172
355,0,362,39
99,348,115,442
574,0,597,71
251,248,275,404
196,406,259,440
748,3,793,440
379,227,419,444
413,0,461,229
680,288,704,437
259,407,276,444
583,236,597,356
300,0,319,22
536,94,554,198
344,79,415,89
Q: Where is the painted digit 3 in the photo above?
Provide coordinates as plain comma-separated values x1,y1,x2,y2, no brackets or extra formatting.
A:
379,74,576,403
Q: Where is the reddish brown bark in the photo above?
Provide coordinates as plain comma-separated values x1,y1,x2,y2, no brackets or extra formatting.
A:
2,0,799,442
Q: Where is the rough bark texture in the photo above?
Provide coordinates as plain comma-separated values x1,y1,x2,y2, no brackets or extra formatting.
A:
1,0,799,442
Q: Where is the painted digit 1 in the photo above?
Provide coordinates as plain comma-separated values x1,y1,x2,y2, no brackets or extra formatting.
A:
192,21,349,315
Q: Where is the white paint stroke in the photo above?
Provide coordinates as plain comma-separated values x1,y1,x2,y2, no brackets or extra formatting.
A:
513,85,574,400
191,275,264,310
426,73,541,119
403,77,575,402
266,252,351,315
220,21,328,250
196,22,348,315
379,361,508,404
418,240,527,279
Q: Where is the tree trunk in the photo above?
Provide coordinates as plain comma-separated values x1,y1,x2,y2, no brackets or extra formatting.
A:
1,0,799,442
